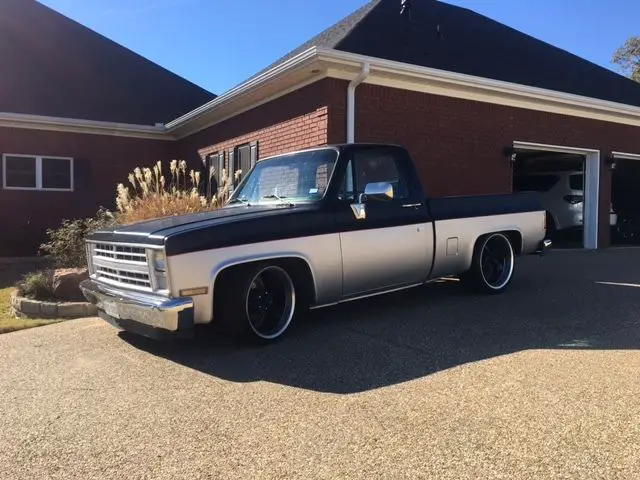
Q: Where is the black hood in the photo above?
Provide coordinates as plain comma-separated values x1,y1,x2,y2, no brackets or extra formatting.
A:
87,203,330,256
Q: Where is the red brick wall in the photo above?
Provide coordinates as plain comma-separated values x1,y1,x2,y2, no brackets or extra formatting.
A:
328,81,640,247
175,79,334,165
0,127,171,256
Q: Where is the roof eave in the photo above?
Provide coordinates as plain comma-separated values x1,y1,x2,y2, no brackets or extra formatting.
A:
0,111,173,140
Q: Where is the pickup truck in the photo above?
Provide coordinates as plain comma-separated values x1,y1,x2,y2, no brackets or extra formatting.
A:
80,143,551,343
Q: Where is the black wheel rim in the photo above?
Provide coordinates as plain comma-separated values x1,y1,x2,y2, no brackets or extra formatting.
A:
480,235,514,289
245,266,295,339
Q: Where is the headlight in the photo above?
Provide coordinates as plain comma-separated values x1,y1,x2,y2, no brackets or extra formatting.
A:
153,251,166,273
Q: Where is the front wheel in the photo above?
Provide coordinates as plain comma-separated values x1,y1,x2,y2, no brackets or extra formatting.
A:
462,233,515,294
217,263,297,344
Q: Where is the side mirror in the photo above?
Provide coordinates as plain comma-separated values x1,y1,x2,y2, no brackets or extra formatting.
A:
363,182,394,202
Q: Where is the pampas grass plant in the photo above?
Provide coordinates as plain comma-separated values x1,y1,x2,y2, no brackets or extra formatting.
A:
115,160,241,224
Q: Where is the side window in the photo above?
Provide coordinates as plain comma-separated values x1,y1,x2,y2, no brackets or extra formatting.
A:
353,151,409,200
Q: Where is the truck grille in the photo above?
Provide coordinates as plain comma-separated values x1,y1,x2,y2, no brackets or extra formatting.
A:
93,244,148,263
90,243,152,290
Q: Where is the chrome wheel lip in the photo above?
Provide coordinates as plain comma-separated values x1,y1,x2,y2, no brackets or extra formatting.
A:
479,234,514,290
245,265,296,340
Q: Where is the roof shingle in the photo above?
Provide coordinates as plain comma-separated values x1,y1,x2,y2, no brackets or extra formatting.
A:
0,0,215,125
257,0,640,107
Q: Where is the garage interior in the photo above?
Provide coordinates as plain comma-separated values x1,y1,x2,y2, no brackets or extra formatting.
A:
611,158,640,245
512,150,587,249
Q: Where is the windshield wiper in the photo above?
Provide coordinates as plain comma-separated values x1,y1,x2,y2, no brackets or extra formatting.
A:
227,197,251,206
262,194,295,207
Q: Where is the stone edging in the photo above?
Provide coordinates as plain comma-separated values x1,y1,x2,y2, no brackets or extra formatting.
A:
10,290,98,319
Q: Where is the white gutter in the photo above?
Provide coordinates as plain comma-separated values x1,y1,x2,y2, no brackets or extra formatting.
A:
165,47,320,131
346,62,371,143
317,48,640,119
0,111,171,140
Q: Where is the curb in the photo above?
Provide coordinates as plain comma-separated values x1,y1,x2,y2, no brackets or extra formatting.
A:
10,289,98,320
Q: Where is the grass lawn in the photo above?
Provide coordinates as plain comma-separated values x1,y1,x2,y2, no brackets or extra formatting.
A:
0,287,61,334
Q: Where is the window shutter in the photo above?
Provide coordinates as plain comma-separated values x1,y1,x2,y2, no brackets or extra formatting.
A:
72,158,90,193
227,149,235,189
250,141,259,168
0,156,4,188
204,155,213,200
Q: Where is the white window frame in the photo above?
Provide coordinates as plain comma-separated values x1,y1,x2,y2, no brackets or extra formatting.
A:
2,154,74,192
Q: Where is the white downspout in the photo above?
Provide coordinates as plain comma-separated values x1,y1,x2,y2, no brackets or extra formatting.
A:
346,62,371,143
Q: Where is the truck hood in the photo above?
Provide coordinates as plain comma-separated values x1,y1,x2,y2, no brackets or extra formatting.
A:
87,203,322,255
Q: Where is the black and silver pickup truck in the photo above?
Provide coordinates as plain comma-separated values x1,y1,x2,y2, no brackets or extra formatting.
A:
81,143,551,343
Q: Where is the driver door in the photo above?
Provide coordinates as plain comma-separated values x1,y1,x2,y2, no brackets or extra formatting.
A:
336,147,432,298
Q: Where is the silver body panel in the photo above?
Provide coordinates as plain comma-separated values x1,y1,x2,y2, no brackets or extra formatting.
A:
340,223,432,297
162,210,545,325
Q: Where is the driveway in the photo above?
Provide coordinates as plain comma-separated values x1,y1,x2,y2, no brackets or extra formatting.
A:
1,249,640,479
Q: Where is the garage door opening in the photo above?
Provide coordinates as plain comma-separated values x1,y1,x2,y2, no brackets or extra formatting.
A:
513,152,585,248
611,152,640,245
511,142,601,250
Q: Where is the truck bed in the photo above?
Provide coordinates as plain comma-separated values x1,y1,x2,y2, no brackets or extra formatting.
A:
427,191,544,221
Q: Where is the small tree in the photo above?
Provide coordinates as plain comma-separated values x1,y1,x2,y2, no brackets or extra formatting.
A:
613,36,640,82
39,207,117,268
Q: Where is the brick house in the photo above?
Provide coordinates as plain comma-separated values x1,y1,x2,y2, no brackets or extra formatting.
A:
3,0,640,256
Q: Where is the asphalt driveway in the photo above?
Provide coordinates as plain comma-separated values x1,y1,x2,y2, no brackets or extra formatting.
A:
1,249,640,479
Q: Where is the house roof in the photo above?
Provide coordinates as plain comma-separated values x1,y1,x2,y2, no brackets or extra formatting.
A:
0,0,215,125
257,0,640,108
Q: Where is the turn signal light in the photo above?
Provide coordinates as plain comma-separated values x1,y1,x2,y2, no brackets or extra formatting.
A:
179,287,209,297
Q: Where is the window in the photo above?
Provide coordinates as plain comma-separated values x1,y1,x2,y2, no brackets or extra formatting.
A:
231,141,259,186
206,151,225,197
339,150,410,200
2,154,73,191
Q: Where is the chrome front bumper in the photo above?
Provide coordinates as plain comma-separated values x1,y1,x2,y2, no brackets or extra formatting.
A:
80,279,194,339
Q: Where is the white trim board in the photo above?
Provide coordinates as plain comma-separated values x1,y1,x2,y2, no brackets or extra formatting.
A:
166,47,640,138
513,141,600,250
0,112,171,140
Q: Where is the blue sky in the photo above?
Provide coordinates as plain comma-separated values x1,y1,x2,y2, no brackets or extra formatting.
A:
39,0,638,95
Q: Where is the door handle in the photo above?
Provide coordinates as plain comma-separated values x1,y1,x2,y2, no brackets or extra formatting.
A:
402,203,421,208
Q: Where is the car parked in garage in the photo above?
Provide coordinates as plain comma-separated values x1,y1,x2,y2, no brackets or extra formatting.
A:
514,170,617,232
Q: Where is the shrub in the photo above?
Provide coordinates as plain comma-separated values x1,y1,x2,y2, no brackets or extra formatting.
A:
39,207,117,268
16,270,55,301
115,160,240,225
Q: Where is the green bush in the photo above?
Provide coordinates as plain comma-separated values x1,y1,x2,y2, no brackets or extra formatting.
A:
39,207,117,268
16,270,55,301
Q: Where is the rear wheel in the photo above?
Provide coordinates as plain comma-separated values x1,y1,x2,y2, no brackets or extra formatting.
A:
463,233,515,294
217,262,298,344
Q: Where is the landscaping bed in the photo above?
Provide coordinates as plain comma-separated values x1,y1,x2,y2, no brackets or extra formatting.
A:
0,287,60,334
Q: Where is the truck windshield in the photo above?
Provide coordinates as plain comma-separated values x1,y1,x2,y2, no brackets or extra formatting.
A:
228,148,338,205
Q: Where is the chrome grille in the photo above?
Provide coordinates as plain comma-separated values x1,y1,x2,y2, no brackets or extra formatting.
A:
90,243,152,291
93,244,147,263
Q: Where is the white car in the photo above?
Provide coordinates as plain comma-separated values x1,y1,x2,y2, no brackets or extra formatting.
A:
514,170,616,232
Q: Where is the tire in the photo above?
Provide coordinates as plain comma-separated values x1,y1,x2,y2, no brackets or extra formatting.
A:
217,262,298,344
463,233,515,294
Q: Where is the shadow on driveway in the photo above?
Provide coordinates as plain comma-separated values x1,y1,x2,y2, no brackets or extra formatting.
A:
120,250,640,394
